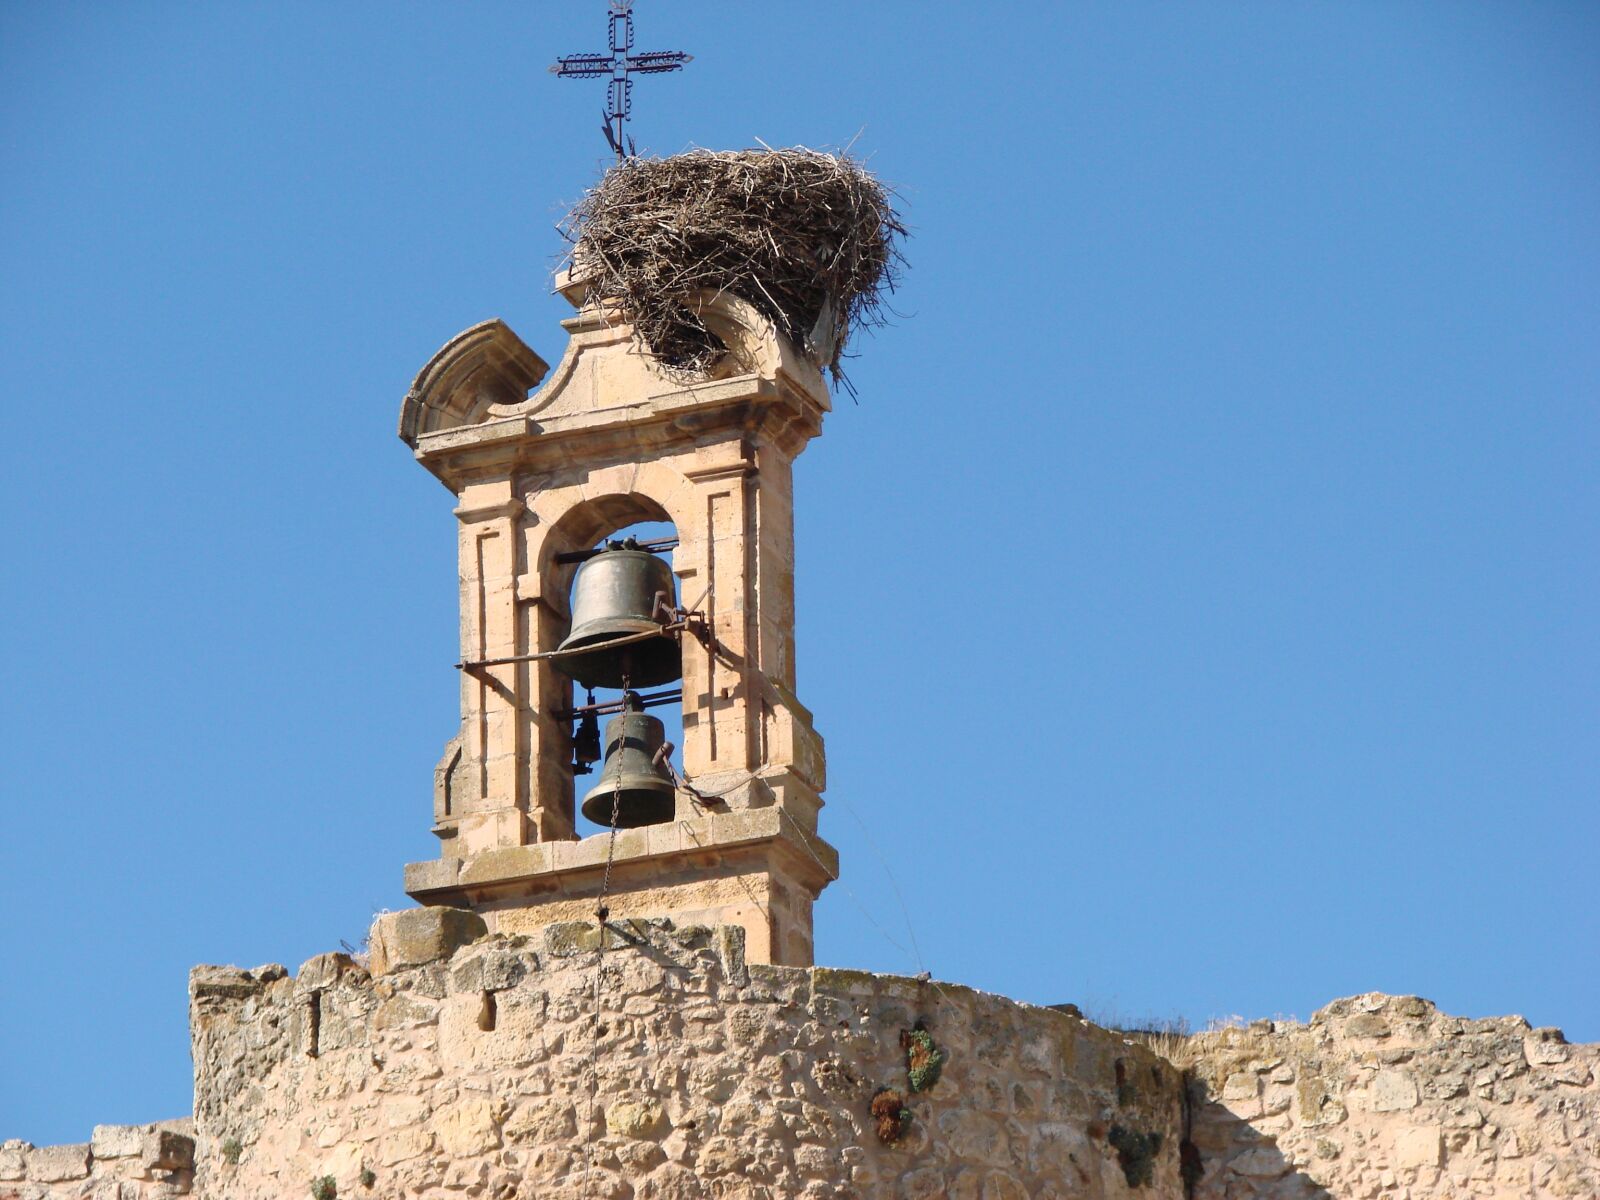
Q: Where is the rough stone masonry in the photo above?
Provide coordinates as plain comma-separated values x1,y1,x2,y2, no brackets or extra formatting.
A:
5,909,1597,1198
189,911,1186,1200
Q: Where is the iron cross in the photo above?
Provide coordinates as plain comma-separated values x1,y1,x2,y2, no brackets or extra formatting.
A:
550,1,692,160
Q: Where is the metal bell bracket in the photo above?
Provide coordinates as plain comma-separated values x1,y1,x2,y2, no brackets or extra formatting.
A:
552,534,679,565
554,687,681,722
648,739,730,813
454,604,718,676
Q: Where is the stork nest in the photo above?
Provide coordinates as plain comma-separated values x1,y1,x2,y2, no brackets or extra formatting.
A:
558,148,905,387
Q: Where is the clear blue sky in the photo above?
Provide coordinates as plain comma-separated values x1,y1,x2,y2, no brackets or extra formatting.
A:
2,1,1595,1145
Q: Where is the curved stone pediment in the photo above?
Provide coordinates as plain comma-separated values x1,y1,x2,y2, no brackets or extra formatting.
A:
397,319,550,448
399,285,830,457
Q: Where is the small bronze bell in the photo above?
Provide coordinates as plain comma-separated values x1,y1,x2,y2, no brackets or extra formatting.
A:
555,539,682,690
580,693,677,829
570,700,602,776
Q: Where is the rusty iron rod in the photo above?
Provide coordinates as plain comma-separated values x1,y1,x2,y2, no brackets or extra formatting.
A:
553,535,680,565
456,624,677,672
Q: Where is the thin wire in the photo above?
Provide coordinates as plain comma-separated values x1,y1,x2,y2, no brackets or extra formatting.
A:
459,623,681,671
780,802,953,1009
775,805,956,1014
675,819,772,923
829,789,935,981
668,757,947,1005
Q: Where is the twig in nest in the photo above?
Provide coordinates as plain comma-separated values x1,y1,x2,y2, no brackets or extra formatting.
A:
558,147,907,389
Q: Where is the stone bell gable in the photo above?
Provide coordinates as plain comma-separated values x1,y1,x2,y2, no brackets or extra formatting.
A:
397,280,838,968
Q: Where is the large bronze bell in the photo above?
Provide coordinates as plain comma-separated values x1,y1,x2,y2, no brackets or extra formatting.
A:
555,539,682,690
580,694,677,829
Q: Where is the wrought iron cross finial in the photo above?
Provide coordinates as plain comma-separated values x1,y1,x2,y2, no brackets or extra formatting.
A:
550,1,692,160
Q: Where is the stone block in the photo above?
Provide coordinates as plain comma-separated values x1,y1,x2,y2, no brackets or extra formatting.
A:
377,1127,434,1167
715,924,748,987
403,856,462,894
296,951,369,993
368,906,487,976
0,1140,28,1181
27,1143,90,1182
504,1099,576,1145
90,1124,143,1159
1373,1069,1420,1112
1525,1027,1571,1065
434,1097,505,1156
810,966,879,999
450,943,534,992
1229,1146,1290,1178
458,844,550,886
605,1099,667,1140
542,918,661,957
188,965,263,1001
1346,1013,1391,1039
1224,1072,1261,1101
1394,1126,1442,1168
144,1128,194,1171
1392,995,1435,1019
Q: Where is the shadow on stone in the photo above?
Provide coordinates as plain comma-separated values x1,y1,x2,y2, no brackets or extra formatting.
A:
1187,1083,1331,1200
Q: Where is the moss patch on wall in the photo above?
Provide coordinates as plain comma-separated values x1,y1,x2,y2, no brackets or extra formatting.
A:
1108,1124,1163,1188
902,1026,946,1093
870,1088,912,1145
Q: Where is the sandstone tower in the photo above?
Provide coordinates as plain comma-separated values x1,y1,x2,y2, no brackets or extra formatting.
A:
395,270,836,968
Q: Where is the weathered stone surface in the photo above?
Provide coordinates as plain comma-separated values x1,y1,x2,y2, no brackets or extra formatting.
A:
0,1123,197,1197
450,942,534,992
1526,1027,1571,1064
1224,1072,1261,1101
145,1128,193,1171
605,1099,668,1140
1344,1013,1390,1039
89,1124,143,1159
433,1097,504,1156
1188,992,1600,1199
1393,1126,1441,1168
295,951,368,993
26,1143,89,1182
367,906,486,975
1371,1069,1419,1112
0,1140,29,1181
187,965,263,1001
192,921,1188,1200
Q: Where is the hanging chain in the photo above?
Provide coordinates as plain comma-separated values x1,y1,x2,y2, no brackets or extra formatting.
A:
581,672,629,1199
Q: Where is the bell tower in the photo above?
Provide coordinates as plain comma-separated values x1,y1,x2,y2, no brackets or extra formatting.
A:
396,271,837,967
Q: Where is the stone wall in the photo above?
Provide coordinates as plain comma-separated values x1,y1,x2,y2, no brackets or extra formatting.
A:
190,914,1187,1199
9,917,1598,1199
0,1122,194,1199
1186,992,1600,1199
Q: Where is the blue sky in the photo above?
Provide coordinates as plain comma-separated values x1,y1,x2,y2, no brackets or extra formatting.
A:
2,1,1595,1145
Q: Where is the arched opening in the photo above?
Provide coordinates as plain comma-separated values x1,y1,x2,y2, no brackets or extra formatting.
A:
540,502,689,839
